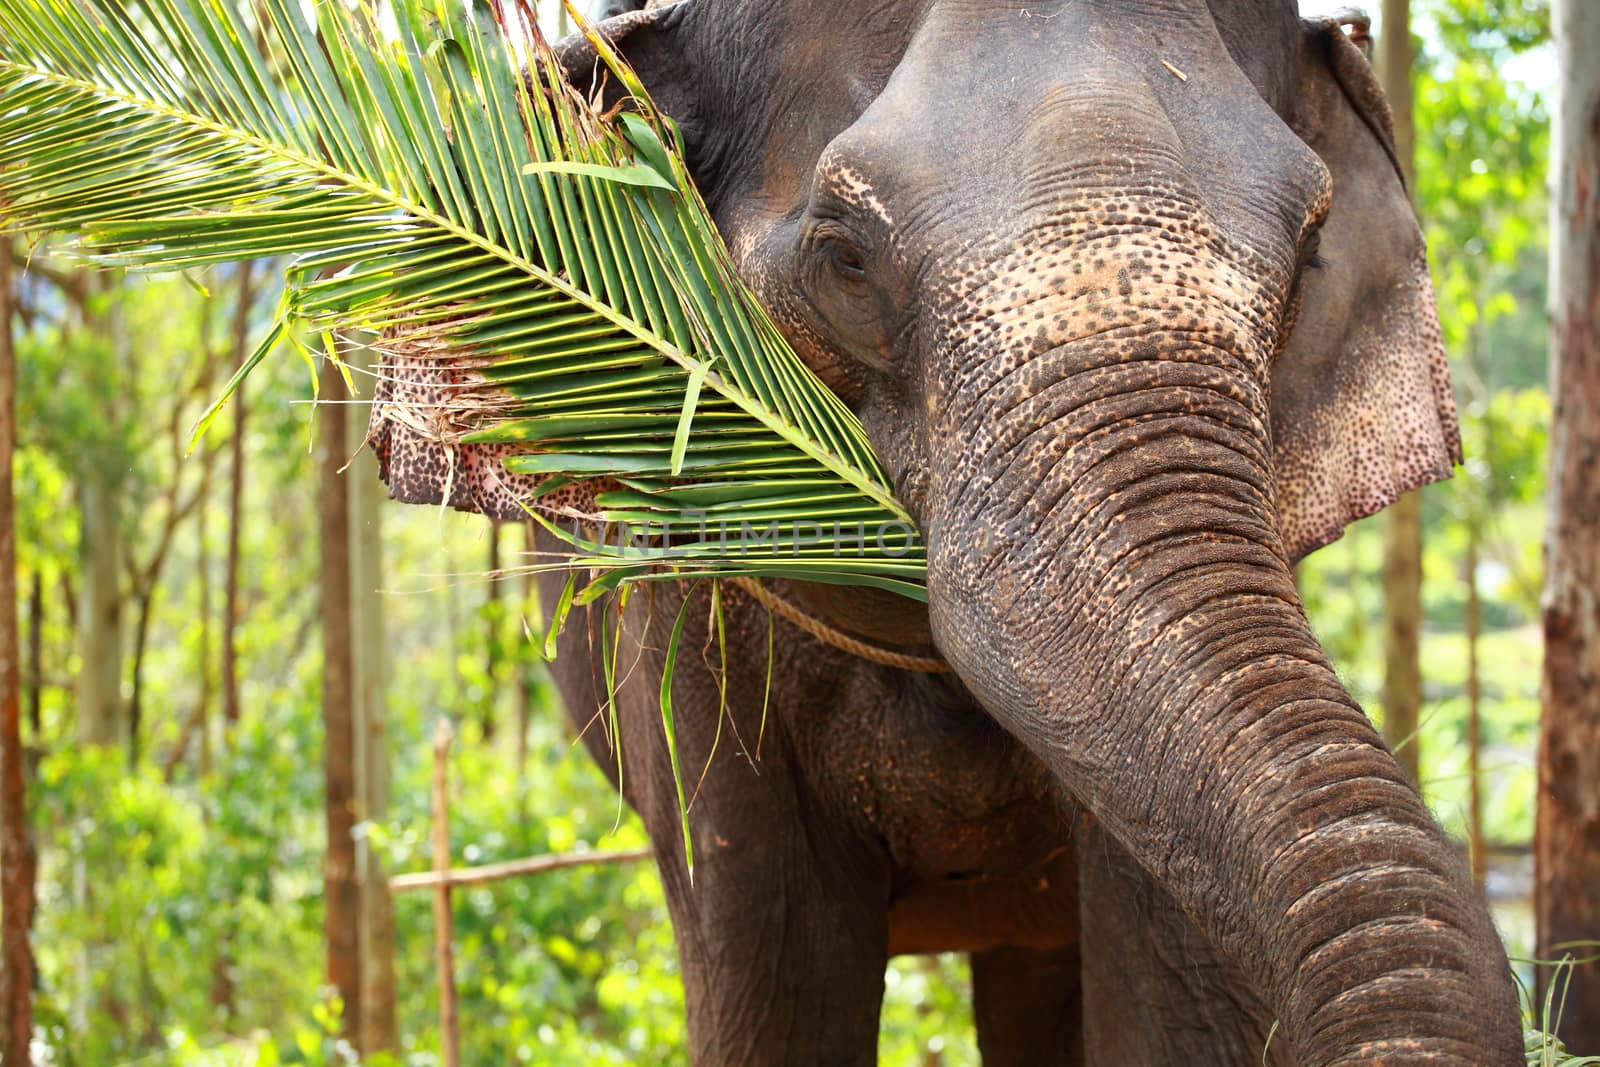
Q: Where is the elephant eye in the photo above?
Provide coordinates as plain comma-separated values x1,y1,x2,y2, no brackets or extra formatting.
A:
800,220,898,373
805,219,872,284
827,238,868,280
1297,227,1327,273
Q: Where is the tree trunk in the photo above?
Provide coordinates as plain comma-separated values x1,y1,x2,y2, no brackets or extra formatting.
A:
1347,529,1365,657
0,226,35,1067
222,263,254,728
1381,490,1424,784
1379,0,1415,189
164,308,232,781
431,721,460,1067
197,474,213,777
210,264,254,1016
484,523,501,741
1536,0,1600,1047
1378,0,1423,788
516,522,535,845
127,588,156,767
319,352,362,1040
70,280,119,1031
25,570,41,745
57,572,74,635
76,476,124,749
347,339,396,1056
1465,524,1484,895
204,488,232,1021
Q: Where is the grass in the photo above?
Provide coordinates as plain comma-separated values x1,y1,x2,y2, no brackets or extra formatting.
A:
1521,950,1600,1065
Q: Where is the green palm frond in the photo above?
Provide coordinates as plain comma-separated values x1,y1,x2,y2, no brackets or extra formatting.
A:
0,0,928,599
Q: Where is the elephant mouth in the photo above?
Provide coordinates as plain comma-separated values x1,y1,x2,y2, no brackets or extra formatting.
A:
365,341,606,521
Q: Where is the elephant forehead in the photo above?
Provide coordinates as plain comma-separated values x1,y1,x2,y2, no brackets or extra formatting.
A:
813,155,897,227
729,5,1325,285
932,216,1284,361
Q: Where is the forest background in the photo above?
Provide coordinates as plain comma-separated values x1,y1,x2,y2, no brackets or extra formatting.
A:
0,0,1571,1063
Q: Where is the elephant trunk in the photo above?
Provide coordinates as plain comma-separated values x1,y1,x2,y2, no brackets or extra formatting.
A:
1064,583,1515,1063
922,290,1520,1062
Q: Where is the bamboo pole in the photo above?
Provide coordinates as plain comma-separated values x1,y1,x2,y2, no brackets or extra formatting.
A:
431,721,460,1067
391,846,652,892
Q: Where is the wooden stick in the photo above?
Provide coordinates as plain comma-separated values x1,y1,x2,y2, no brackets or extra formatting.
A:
390,846,653,893
430,721,459,1067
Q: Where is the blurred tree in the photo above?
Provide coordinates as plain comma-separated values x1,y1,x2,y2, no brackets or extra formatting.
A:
24,571,40,748
318,350,363,1041
166,265,264,1024
11,265,142,1035
1,236,36,1067
74,278,127,752
124,345,223,765
1412,0,1551,886
516,522,539,839
1380,0,1424,787
221,266,254,730
347,335,397,1055
484,522,503,741
1537,0,1600,1046
195,449,213,778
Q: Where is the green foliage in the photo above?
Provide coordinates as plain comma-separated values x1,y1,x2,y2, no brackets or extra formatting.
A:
374,683,683,1065
1413,5,1549,391
879,956,979,1067
1430,0,1550,58
31,738,323,1062
18,312,131,487
0,0,926,596
11,434,984,1065
1524,954,1600,1066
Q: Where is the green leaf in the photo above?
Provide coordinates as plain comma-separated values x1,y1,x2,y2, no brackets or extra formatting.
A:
659,585,696,879
542,570,578,662
670,360,712,476
0,0,929,607
521,160,677,192
573,565,647,606
189,315,285,450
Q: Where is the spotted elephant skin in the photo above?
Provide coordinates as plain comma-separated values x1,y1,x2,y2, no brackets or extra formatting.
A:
369,1,1522,1063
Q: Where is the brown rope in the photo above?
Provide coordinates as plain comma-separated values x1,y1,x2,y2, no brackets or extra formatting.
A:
727,577,952,674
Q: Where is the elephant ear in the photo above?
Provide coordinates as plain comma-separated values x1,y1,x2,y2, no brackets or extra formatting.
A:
556,1,705,154
1270,14,1460,562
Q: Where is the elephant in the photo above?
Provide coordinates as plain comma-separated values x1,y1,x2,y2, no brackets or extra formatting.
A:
367,0,1524,1062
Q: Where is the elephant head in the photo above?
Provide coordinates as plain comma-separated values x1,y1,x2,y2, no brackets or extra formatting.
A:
370,0,1521,1060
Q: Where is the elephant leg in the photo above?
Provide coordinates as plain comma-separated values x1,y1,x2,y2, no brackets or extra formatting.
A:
971,945,1084,1066
651,817,889,1066
552,582,891,1067
1078,820,1287,1067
